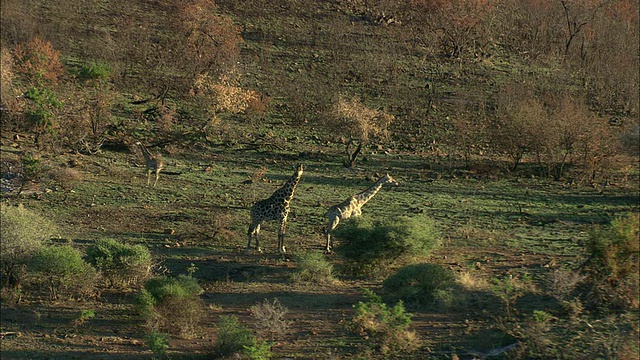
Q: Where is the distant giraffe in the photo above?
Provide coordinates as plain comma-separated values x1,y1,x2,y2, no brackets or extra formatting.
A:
247,164,304,254
136,142,163,187
324,174,398,253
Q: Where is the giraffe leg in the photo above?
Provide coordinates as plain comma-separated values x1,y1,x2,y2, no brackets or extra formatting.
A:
247,223,261,254
153,169,160,187
254,224,262,253
278,221,287,254
325,217,339,253
146,169,151,186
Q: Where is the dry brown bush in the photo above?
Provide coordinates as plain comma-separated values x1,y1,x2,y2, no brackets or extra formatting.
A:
327,96,394,167
405,0,496,58
249,298,290,340
12,37,64,86
177,0,243,79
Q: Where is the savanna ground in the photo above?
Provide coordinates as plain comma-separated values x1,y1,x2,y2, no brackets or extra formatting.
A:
1,0,639,359
1,127,638,359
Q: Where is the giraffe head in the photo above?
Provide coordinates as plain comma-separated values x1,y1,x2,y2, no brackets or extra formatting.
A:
381,173,399,186
293,164,304,178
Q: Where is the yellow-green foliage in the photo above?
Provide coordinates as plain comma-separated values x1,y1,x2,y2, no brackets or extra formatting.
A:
28,245,99,299
0,203,57,288
87,238,152,287
291,250,335,284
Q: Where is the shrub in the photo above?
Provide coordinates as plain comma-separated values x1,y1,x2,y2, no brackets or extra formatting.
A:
22,86,62,137
325,96,394,167
28,245,99,299
382,263,458,309
351,288,420,356
333,216,440,277
87,238,152,287
21,152,42,182
250,298,289,340
145,331,170,356
215,315,259,358
0,203,56,289
138,275,204,338
584,213,639,310
12,36,64,86
76,62,111,82
291,251,335,284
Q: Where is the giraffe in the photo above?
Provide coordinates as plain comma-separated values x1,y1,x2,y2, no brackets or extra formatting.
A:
247,164,304,254
324,174,398,253
135,142,164,187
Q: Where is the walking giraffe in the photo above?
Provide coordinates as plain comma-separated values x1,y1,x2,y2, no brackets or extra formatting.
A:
247,164,304,254
324,174,398,253
136,142,163,187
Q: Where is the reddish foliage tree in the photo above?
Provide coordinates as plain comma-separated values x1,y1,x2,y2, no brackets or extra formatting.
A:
12,36,64,85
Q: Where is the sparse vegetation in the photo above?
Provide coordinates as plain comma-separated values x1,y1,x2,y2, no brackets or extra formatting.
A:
250,298,290,340
145,331,170,357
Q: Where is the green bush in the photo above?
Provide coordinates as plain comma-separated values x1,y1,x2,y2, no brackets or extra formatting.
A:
28,245,99,299
145,331,170,356
138,275,204,338
22,87,61,131
351,288,419,356
77,62,111,82
333,216,440,277
0,203,56,288
291,250,335,284
383,263,458,309
87,238,152,287
584,213,639,310
215,315,259,358
21,152,42,182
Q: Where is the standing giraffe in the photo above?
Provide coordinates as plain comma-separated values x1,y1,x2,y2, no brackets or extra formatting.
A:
136,142,163,187
247,164,304,254
324,174,398,253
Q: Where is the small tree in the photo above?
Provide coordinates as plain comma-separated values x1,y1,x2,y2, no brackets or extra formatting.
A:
12,37,65,146
28,245,99,300
327,96,394,167
177,0,243,79
87,238,152,288
12,36,64,86
0,204,56,289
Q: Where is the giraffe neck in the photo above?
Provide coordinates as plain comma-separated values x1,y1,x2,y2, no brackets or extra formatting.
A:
278,172,302,204
138,144,154,161
354,180,386,207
